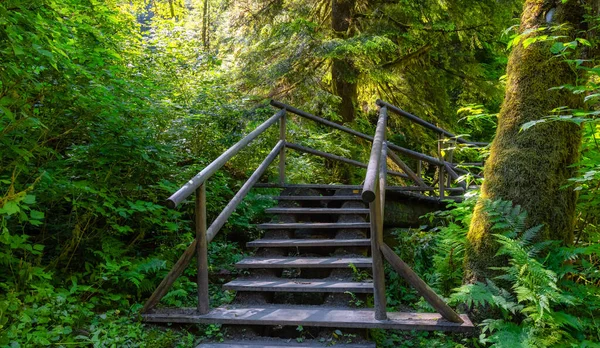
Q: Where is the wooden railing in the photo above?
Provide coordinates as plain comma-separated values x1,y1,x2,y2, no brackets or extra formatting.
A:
142,99,484,316
362,104,466,323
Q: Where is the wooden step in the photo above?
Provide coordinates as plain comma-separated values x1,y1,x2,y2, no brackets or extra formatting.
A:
198,341,374,348
143,305,475,332
247,239,371,248
258,222,370,230
235,257,372,269
269,195,363,201
223,279,373,293
265,208,369,214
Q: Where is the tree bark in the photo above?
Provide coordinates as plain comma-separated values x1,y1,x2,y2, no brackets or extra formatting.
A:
202,0,209,50
331,0,358,123
465,0,586,282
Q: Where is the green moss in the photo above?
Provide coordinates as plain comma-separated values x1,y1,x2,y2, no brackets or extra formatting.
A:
466,0,584,282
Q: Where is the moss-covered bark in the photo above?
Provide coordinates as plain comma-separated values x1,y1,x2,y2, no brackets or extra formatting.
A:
465,0,586,282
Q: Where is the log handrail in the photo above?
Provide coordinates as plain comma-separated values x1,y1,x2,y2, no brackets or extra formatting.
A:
362,106,388,320
145,100,479,317
376,99,488,147
166,109,285,208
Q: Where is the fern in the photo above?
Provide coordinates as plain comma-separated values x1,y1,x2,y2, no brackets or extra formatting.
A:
448,199,600,346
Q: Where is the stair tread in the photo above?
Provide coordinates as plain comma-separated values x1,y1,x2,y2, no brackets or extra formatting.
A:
258,222,370,229
266,208,369,214
235,257,372,268
269,196,363,201
144,305,475,332
197,340,375,348
247,239,371,248
223,279,373,293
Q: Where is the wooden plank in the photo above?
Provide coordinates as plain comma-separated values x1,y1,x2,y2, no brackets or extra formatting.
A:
235,257,372,269
285,142,408,179
143,306,475,332
257,222,370,229
370,144,387,320
247,239,371,248
265,208,369,214
167,109,284,208
269,195,363,201
198,341,374,348
255,183,364,189
380,243,463,323
223,279,373,293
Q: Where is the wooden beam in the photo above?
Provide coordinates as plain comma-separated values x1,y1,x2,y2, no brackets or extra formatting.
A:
370,142,387,320
362,107,387,203
387,150,428,187
285,142,408,179
196,184,209,314
376,100,488,147
167,110,284,208
380,243,463,323
279,112,286,185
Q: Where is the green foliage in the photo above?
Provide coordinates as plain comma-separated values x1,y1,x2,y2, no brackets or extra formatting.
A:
448,200,600,347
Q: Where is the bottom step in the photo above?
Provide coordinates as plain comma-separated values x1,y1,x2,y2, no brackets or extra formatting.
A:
143,305,474,332
198,340,375,348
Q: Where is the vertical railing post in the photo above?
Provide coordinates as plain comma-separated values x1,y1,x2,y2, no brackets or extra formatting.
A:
279,111,286,186
438,134,445,199
196,184,210,314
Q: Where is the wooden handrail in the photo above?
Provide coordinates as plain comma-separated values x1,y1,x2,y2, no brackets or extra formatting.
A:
271,100,448,167
142,141,284,313
376,100,488,147
362,107,388,203
285,142,409,180
166,109,285,208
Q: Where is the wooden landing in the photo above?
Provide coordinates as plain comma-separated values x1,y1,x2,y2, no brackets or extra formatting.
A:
247,239,371,248
235,257,372,269
223,279,373,293
198,341,375,348
265,208,369,214
198,340,375,348
143,306,475,332
257,222,370,229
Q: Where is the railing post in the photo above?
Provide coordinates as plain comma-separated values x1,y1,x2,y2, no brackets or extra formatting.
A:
279,111,286,186
196,184,210,314
438,134,445,199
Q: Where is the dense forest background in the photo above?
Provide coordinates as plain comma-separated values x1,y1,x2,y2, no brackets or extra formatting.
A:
1,0,599,347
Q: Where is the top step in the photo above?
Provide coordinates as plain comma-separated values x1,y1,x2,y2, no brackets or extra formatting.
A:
269,195,363,201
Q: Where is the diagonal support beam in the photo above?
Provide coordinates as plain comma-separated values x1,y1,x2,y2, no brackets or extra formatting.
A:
387,150,428,188
380,243,464,323
142,141,284,313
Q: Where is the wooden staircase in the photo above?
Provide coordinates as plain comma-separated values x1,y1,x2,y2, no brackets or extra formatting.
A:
141,101,483,346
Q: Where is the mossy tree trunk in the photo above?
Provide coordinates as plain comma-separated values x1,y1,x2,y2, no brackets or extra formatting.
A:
331,0,358,123
465,0,588,282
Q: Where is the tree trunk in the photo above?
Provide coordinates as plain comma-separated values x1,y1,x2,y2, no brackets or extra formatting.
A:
202,0,209,50
465,0,586,282
331,0,357,123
